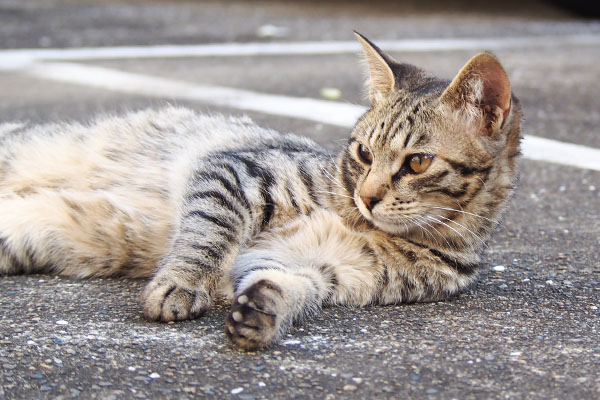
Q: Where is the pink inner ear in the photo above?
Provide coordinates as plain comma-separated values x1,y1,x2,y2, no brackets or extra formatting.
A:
480,62,511,114
442,53,512,137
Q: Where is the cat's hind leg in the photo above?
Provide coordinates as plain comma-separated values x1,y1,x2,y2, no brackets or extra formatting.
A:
0,190,167,278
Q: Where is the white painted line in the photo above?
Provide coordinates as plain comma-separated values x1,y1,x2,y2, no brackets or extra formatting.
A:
1,34,599,65
25,62,365,128
20,61,600,171
521,135,600,172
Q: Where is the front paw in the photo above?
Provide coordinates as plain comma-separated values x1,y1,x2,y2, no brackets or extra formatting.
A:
141,276,211,322
225,279,283,351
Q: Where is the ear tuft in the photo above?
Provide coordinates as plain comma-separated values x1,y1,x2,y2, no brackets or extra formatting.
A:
441,53,512,137
354,32,396,105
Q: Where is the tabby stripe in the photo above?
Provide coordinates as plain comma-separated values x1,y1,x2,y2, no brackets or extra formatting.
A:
180,226,235,243
380,266,390,288
403,131,413,149
386,109,406,143
0,237,26,272
179,256,215,273
285,184,301,214
259,169,276,229
185,210,236,231
221,153,276,228
444,158,492,177
346,153,363,173
0,237,35,270
190,243,223,264
192,170,251,211
233,264,283,291
319,263,339,287
224,153,262,178
422,170,449,186
413,133,429,147
367,123,378,142
340,152,355,195
187,190,245,222
429,249,478,275
396,273,412,302
298,160,320,206
420,274,437,299
423,182,469,198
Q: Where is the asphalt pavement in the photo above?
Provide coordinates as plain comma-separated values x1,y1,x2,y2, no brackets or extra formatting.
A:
0,1,599,399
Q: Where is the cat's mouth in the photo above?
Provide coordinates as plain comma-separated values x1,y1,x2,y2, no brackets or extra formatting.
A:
354,193,450,236
354,192,424,235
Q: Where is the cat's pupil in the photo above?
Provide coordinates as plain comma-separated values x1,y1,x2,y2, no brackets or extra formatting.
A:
408,154,433,174
358,144,373,164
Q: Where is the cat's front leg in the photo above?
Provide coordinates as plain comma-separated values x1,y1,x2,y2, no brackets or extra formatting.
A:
142,163,255,322
225,210,379,350
225,261,330,350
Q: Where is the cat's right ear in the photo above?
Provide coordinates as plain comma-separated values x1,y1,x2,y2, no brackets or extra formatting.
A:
440,53,512,138
354,32,396,105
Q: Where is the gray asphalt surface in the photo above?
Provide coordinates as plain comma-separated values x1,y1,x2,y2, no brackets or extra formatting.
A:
0,1,599,399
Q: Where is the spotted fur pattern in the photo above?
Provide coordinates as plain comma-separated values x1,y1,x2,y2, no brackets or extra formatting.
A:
0,35,521,350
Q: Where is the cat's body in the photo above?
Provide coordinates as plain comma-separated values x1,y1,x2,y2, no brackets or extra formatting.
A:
0,34,521,350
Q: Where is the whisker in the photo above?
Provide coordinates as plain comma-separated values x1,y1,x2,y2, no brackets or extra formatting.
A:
428,206,498,224
410,216,441,246
416,216,452,248
432,214,488,247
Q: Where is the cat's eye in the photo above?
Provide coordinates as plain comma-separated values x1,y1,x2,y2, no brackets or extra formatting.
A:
357,144,373,164
407,154,434,174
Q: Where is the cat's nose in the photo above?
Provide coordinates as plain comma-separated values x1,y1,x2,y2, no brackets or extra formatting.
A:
361,196,381,212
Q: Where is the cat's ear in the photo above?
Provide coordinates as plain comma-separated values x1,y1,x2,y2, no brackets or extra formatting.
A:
441,53,512,138
354,32,396,105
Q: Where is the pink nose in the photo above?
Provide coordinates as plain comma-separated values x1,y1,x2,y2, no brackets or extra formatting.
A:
361,196,381,211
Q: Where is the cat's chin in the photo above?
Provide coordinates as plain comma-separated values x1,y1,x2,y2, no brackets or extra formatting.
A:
369,218,413,236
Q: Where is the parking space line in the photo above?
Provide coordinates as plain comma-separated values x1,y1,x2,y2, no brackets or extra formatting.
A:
1,34,599,65
18,61,600,172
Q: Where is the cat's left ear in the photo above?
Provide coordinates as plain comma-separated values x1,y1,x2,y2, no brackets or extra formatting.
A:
354,31,396,105
441,53,512,138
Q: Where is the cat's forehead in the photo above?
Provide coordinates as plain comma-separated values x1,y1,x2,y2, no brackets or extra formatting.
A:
354,94,442,154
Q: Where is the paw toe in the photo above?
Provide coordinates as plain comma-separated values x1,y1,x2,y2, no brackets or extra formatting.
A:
225,280,281,350
142,280,210,322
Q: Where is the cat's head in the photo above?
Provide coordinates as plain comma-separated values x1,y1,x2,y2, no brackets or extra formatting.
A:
342,33,521,246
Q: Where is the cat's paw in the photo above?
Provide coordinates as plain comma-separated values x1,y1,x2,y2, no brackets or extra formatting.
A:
141,276,211,322
225,279,283,351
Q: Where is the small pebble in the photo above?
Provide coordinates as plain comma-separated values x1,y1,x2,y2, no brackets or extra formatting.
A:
320,87,342,100
231,387,244,394
149,372,160,379
492,265,506,272
55,320,68,325
343,384,357,391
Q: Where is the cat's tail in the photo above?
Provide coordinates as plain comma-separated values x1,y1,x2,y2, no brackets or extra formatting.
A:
0,237,37,275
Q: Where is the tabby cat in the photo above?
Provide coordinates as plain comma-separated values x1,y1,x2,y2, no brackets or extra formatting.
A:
0,33,521,350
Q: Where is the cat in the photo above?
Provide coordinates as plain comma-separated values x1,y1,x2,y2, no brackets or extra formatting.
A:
0,33,521,350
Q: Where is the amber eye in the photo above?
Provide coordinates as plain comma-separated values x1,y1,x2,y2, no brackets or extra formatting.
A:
357,144,373,164
407,154,434,174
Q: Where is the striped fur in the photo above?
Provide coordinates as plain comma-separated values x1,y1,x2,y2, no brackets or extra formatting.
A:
0,35,521,350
